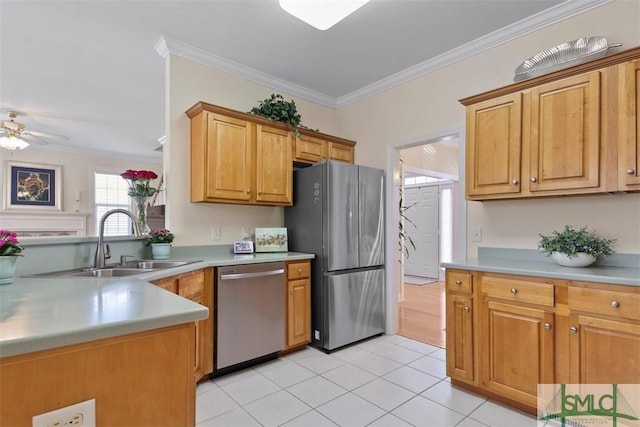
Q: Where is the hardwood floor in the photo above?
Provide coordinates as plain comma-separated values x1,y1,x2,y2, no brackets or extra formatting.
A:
398,280,446,348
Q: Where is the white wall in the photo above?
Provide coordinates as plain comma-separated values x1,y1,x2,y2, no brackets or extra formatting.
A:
0,148,161,235
165,55,338,246
402,141,460,177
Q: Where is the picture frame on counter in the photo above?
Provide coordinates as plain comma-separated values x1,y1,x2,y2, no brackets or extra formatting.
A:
255,227,288,252
4,161,62,210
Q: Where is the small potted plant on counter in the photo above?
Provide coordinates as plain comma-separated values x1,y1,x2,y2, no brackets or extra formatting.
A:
538,225,616,267
146,228,174,260
0,229,24,285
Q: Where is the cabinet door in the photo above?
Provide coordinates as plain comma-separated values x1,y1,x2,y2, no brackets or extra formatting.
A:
328,141,354,163
256,124,293,205
295,133,327,163
205,113,253,202
619,59,640,189
529,72,601,192
446,294,474,383
480,301,554,408
568,315,640,384
466,93,522,198
286,278,311,348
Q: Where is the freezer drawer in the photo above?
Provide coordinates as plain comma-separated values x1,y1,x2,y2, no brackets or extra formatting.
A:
324,268,385,350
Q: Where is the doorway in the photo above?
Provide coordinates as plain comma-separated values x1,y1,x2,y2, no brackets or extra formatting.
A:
395,134,462,348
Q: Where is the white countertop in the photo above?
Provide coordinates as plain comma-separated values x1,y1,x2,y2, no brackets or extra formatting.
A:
0,251,314,358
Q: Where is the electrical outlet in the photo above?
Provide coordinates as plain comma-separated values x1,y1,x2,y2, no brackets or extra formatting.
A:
211,226,221,240
32,399,96,427
472,227,482,242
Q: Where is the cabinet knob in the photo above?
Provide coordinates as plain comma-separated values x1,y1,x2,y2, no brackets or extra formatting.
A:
258,191,263,195
611,300,620,308
246,189,251,194
290,288,294,293
512,179,519,185
544,322,552,330
510,288,518,294
570,326,578,334
530,177,537,183
455,280,462,286
298,268,303,273
463,306,470,313
627,168,636,175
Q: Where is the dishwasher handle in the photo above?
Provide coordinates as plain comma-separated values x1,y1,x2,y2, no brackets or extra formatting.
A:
220,268,285,280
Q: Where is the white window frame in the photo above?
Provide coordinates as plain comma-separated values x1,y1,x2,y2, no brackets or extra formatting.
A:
94,170,133,236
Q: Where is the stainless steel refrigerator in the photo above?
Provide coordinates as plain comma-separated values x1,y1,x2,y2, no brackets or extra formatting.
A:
285,160,385,351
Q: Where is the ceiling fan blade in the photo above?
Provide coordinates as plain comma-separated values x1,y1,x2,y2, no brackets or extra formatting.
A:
25,130,69,140
21,134,49,145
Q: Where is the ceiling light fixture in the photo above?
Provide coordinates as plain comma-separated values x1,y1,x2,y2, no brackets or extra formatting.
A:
0,135,29,150
279,0,370,30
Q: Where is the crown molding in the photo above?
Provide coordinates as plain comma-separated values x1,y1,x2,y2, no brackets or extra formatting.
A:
336,0,612,107
156,36,337,108
155,0,611,110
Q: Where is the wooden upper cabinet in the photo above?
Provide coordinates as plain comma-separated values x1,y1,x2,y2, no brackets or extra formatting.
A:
256,125,293,204
529,72,601,192
204,113,253,203
294,129,356,164
295,133,327,163
466,92,522,198
619,58,640,190
187,103,292,206
460,47,640,200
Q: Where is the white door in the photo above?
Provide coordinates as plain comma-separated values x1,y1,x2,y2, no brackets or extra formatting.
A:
404,185,439,279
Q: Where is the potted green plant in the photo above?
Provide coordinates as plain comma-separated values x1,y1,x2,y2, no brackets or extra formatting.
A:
538,225,616,267
146,228,174,260
249,94,302,137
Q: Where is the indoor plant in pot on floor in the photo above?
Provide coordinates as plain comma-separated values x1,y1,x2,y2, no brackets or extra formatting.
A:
538,225,616,267
146,228,174,260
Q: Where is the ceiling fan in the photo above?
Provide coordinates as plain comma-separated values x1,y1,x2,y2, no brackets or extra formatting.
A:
0,111,67,150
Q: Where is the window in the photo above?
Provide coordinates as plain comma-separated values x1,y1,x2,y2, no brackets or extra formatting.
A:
94,171,132,236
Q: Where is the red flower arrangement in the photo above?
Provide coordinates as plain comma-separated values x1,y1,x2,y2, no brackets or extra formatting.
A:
120,169,159,197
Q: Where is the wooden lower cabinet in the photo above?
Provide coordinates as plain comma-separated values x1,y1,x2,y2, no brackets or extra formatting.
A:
153,268,214,381
480,301,554,408
446,270,640,414
567,283,640,384
445,270,475,383
0,324,196,426
285,260,311,349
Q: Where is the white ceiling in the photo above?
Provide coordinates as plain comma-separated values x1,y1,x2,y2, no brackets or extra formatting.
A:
2,0,601,161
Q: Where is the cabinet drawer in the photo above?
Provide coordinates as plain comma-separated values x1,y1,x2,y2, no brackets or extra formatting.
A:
446,271,472,293
481,276,554,307
178,270,205,299
153,278,177,294
288,261,310,280
568,287,640,321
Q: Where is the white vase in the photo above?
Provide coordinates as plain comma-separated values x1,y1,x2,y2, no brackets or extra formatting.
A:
551,252,596,267
151,243,171,260
0,256,19,285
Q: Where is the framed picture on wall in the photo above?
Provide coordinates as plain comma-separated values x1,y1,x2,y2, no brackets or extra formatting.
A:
4,161,62,210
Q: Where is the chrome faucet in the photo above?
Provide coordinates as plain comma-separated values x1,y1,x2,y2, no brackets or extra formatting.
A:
95,209,143,268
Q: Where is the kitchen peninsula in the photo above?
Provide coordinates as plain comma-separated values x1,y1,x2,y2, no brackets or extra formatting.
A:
442,248,640,414
0,245,313,426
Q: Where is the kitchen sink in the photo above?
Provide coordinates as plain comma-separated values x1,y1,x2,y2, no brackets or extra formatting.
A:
23,260,202,278
130,261,195,269
68,268,153,278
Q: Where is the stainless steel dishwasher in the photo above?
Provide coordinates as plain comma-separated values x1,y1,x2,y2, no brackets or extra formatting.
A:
216,262,285,370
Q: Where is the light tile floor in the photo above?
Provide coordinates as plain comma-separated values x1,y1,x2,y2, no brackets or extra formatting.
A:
196,335,538,426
